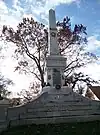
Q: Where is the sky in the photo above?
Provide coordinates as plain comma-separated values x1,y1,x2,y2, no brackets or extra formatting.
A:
0,0,100,96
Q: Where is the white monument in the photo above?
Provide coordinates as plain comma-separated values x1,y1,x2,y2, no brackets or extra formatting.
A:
44,9,66,89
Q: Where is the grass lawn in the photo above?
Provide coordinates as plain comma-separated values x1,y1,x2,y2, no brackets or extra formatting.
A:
1,121,100,135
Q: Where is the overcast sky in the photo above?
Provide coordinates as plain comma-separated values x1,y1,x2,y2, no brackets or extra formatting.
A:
0,0,100,96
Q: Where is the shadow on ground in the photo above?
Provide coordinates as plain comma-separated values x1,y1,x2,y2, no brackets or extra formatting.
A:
1,121,100,135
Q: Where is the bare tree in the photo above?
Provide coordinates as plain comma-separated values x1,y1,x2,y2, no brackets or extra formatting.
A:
1,18,47,88
65,72,99,91
0,73,13,98
0,16,98,93
17,81,40,103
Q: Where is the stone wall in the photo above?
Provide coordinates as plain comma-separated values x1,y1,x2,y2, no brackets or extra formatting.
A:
0,87,100,132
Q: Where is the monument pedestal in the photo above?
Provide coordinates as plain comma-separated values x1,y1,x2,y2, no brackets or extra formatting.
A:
45,55,66,87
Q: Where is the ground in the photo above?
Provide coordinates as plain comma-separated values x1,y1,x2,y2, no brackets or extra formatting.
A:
1,121,100,135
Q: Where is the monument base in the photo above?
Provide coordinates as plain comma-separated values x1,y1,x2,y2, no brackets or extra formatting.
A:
42,86,72,94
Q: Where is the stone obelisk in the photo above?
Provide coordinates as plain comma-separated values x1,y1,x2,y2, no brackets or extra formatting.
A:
44,9,66,89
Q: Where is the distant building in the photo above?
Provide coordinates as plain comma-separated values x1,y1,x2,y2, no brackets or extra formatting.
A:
85,86,100,101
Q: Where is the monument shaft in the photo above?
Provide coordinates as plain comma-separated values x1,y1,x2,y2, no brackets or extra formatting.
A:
48,9,59,55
